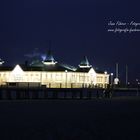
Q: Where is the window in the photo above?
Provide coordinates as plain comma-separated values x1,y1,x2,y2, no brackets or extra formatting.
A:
105,77,107,83
97,77,103,83
56,74,62,81
79,76,84,82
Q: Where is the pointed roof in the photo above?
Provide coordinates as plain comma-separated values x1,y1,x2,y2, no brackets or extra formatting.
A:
24,50,75,71
43,50,57,65
30,59,43,66
12,65,24,75
0,58,4,65
79,56,92,68
20,63,75,72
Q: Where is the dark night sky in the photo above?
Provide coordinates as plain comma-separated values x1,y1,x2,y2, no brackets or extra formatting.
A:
0,0,140,83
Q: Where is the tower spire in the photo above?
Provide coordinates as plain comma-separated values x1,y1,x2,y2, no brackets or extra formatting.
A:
43,49,57,65
79,56,92,68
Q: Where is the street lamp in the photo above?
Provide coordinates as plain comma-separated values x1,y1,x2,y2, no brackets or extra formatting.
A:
136,79,139,96
104,71,107,75
110,73,113,86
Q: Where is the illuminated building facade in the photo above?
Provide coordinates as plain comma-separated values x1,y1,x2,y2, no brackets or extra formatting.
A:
0,51,109,88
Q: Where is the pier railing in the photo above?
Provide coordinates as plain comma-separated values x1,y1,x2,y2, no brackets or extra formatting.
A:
0,85,139,100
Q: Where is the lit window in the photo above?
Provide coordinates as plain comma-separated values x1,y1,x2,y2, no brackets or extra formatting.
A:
56,74,62,81
105,77,107,82
97,77,103,83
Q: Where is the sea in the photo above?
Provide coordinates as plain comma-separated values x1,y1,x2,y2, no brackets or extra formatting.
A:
0,96,140,140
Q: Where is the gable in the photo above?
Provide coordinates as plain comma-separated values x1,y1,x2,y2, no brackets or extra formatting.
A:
12,65,24,75
88,68,96,76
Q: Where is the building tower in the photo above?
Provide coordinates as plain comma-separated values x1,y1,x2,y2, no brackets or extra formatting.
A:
43,50,57,65
78,56,92,68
